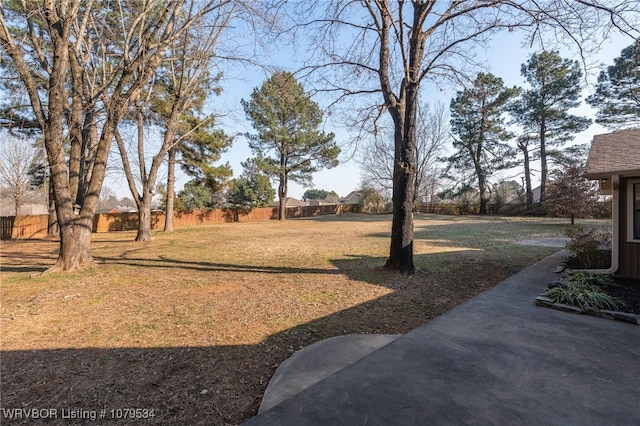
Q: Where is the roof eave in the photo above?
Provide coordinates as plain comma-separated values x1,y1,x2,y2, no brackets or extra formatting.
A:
584,169,640,180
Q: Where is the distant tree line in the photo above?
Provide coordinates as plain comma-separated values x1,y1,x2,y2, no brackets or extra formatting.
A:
358,42,638,222
1,1,637,274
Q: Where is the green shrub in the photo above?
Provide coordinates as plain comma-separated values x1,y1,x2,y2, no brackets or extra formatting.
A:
543,272,624,311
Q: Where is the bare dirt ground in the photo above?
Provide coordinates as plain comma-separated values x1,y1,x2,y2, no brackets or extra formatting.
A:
1,214,583,424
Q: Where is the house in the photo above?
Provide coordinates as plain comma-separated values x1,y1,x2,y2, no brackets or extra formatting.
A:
0,193,48,216
531,186,542,204
584,128,640,279
306,199,332,206
270,197,308,208
96,204,137,214
340,191,361,205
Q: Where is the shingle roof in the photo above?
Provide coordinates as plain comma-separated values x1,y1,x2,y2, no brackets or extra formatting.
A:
269,197,308,207
584,129,640,178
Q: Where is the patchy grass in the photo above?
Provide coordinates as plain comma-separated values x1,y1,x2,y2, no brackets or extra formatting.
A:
1,214,602,424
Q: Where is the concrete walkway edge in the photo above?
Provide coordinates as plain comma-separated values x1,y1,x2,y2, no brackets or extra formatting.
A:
258,334,401,413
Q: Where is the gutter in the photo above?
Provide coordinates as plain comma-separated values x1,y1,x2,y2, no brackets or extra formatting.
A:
584,174,619,275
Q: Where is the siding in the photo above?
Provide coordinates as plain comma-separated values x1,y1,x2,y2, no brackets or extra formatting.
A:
618,178,640,278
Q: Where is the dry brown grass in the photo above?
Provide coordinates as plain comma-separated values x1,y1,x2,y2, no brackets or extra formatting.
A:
1,214,585,424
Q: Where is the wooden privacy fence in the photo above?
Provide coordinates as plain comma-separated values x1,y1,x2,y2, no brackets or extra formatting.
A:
1,204,358,240
1,215,49,240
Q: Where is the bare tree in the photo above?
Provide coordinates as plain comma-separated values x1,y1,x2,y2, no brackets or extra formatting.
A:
545,164,600,225
516,133,538,210
293,1,639,274
0,1,231,271
0,134,41,215
359,101,449,202
113,13,230,241
115,3,278,238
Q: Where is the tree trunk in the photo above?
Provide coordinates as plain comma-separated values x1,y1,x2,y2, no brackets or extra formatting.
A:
278,172,287,220
47,203,58,236
385,85,418,274
136,192,153,241
479,196,488,215
114,115,158,242
41,13,96,273
385,169,416,274
478,168,488,215
48,219,94,273
164,147,176,232
47,149,97,272
47,172,59,237
520,142,533,210
539,121,547,205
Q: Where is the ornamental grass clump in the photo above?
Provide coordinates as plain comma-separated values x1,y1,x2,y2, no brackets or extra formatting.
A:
544,272,624,312
568,271,617,288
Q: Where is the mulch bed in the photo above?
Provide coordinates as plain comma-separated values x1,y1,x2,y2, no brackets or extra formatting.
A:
604,278,640,314
563,252,640,315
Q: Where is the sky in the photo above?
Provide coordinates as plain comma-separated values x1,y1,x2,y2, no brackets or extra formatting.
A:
103,20,635,202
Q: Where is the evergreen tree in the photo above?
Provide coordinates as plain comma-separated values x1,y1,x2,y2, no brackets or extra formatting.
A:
227,173,275,220
492,180,525,213
447,73,518,214
303,189,339,202
511,51,591,204
242,71,339,220
587,39,640,130
177,180,217,211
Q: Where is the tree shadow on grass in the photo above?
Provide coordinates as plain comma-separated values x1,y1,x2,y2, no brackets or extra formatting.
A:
93,255,346,276
2,252,477,425
1,241,59,274
1,243,562,425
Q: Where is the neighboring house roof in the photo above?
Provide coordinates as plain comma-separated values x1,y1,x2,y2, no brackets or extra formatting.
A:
270,197,308,207
117,204,137,212
585,129,640,179
96,204,137,214
306,199,334,206
0,201,48,216
340,191,361,204
0,192,48,216
286,197,308,207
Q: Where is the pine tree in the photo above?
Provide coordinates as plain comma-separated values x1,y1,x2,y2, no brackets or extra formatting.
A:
587,39,640,130
447,73,518,214
242,71,339,220
511,51,591,205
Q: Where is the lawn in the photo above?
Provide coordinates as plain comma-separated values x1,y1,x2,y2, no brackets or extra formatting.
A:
0,214,604,424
